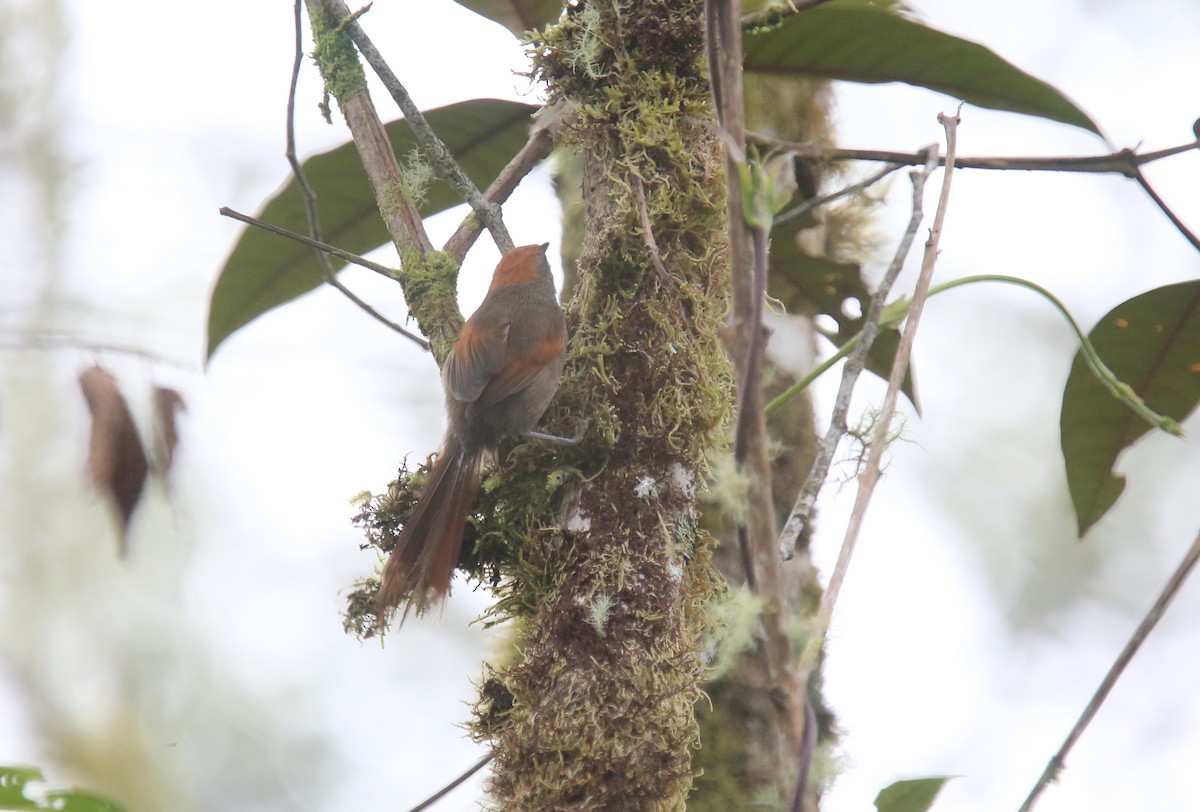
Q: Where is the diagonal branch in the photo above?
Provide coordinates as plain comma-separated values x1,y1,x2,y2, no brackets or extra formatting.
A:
306,0,434,259
285,1,427,350
1018,526,1200,812
778,143,938,560
405,754,492,812
775,160,904,226
219,207,429,349
794,112,962,692
327,0,514,254
1131,164,1200,254
442,102,569,263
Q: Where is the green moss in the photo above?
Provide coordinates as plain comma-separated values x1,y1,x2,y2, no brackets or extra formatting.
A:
397,248,461,363
471,2,734,809
306,4,367,110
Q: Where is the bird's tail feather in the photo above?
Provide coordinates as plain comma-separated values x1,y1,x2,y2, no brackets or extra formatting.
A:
377,443,484,623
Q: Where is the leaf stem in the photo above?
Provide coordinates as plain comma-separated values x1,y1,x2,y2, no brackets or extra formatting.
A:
929,275,1182,435
765,274,1183,437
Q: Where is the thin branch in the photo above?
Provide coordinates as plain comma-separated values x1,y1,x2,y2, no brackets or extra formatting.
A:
787,699,819,812
1131,164,1200,253
796,112,962,689
632,175,673,287
710,0,808,771
754,132,1200,253
288,0,324,246
405,754,492,812
442,102,568,263
742,0,836,30
306,0,434,257
329,0,514,253
285,2,428,351
774,161,904,226
219,208,397,280
778,144,938,560
748,132,1200,177
734,223,770,462
1018,527,1200,812
219,207,430,350
0,334,197,370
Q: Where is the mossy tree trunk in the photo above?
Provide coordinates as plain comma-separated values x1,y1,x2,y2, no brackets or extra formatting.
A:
468,2,733,809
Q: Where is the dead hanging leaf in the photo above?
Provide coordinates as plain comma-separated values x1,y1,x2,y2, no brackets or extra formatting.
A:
78,365,148,555
152,386,187,478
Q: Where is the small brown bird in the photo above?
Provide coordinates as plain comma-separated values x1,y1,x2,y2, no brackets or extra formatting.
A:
378,244,567,621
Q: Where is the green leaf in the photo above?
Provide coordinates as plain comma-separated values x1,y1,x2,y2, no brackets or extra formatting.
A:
41,791,124,812
0,766,43,810
1061,280,1200,535
208,98,540,360
874,776,953,812
770,217,920,411
0,767,125,812
744,1,1100,135
451,0,562,38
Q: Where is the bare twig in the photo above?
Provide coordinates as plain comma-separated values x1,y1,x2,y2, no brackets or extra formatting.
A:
775,161,904,225
748,133,1200,177
795,112,961,689
284,2,428,350
442,102,568,263
1131,165,1200,253
1018,527,1200,812
219,207,429,349
288,0,324,247
752,132,1200,253
734,222,770,462
0,334,197,370
632,176,672,286
219,207,399,281
778,144,938,560
405,754,492,812
787,699,819,812
327,0,514,254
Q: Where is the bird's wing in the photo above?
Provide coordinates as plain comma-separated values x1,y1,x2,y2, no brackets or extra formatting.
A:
442,318,510,403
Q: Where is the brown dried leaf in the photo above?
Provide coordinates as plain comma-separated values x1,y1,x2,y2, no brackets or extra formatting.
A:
152,386,187,477
78,365,148,555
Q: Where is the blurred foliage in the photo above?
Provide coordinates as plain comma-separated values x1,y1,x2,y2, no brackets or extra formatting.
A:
0,766,125,812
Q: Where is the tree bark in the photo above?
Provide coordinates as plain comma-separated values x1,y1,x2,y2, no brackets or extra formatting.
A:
469,2,731,809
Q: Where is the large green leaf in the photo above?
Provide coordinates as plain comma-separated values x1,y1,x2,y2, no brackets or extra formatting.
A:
208,99,540,360
451,0,562,38
744,1,1100,135
1061,280,1200,536
875,776,953,812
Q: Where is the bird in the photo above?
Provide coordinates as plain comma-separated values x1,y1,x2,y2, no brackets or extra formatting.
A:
377,243,568,622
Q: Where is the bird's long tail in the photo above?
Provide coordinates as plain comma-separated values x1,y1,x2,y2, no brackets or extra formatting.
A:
377,442,485,623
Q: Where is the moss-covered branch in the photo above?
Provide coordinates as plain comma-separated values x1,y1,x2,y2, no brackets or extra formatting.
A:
304,0,462,360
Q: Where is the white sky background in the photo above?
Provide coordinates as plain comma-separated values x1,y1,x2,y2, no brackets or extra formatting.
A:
1,1,1199,811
